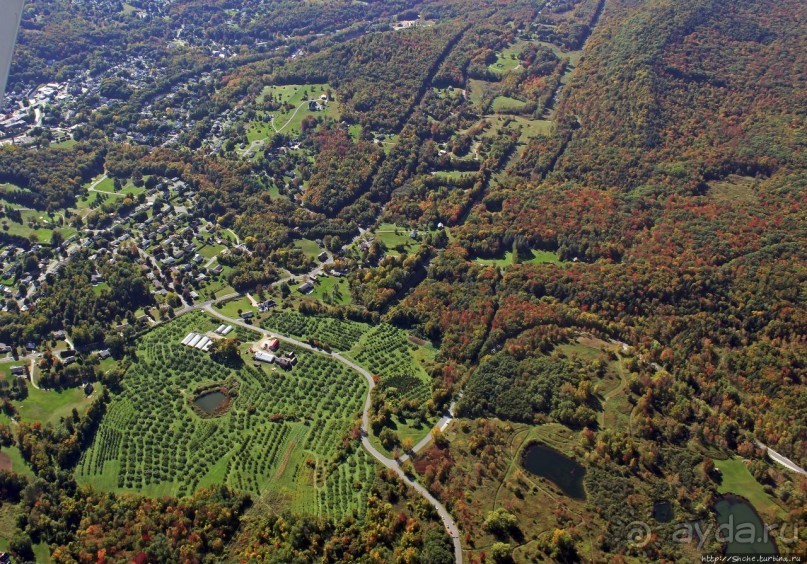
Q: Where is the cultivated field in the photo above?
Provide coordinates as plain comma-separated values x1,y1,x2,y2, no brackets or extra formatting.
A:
75,312,373,518
261,311,433,405
261,310,437,451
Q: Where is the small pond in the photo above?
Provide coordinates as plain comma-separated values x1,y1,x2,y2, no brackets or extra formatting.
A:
194,391,228,415
714,495,777,555
653,500,674,523
521,443,586,500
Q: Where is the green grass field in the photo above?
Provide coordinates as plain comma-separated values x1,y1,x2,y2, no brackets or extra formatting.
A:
0,182,26,192
491,95,527,112
482,114,555,143
429,170,475,183
0,362,28,380
219,296,256,319
84,175,147,198
309,276,352,306
475,249,562,268
0,446,35,479
488,42,527,74
0,364,98,426
75,312,373,518
714,458,784,519
373,223,422,255
468,79,499,108
197,242,226,259
0,207,77,245
248,84,340,142
0,502,21,552
33,543,50,562
214,284,237,299
293,238,324,260
92,281,110,295
16,386,96,426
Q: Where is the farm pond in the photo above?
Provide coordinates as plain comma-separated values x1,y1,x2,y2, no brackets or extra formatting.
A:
653,500,674,523
714,494,777,555
193,391,228,415
521,442,586,500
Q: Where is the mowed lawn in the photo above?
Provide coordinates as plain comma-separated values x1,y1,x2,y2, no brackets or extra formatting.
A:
714,457,784,519
219,295,256,319
373,223,421,255
0,206,77,245
482,114,555,143
294,238,324,259
475,249,562,268
0,360,100,427
15,382,98,426
488,45,524,74
249,83,340,140
310,276,352,306
491,95,527,112
85,175,147,198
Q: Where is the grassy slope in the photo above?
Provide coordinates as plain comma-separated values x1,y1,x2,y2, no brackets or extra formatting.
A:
714,458,784,519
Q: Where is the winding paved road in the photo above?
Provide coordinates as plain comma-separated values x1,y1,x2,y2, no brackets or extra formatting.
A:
400,396,460,464
638,344,806,476
755,441,806,476
201,304,464,562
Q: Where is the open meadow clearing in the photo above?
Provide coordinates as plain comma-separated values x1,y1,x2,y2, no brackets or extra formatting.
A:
247,84,340,142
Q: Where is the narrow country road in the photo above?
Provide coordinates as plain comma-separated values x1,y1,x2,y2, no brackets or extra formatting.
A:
400,395,460,464
644,350,805,476
87,173,109,192
201,304,464,563
29,356,40,390
271,101,307,133
756,441,806,476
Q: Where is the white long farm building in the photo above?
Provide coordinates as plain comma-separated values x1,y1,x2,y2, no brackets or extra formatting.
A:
181,332,213,352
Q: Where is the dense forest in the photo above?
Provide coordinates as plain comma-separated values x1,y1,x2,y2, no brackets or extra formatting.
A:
276,24,464,131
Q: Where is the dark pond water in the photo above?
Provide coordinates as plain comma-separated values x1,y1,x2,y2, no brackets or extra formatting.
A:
653,500,674,523
521,443,586,500
194,391,227,415
714,495,777,555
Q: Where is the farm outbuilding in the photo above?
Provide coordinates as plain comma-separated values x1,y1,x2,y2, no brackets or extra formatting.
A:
254,352,276,364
